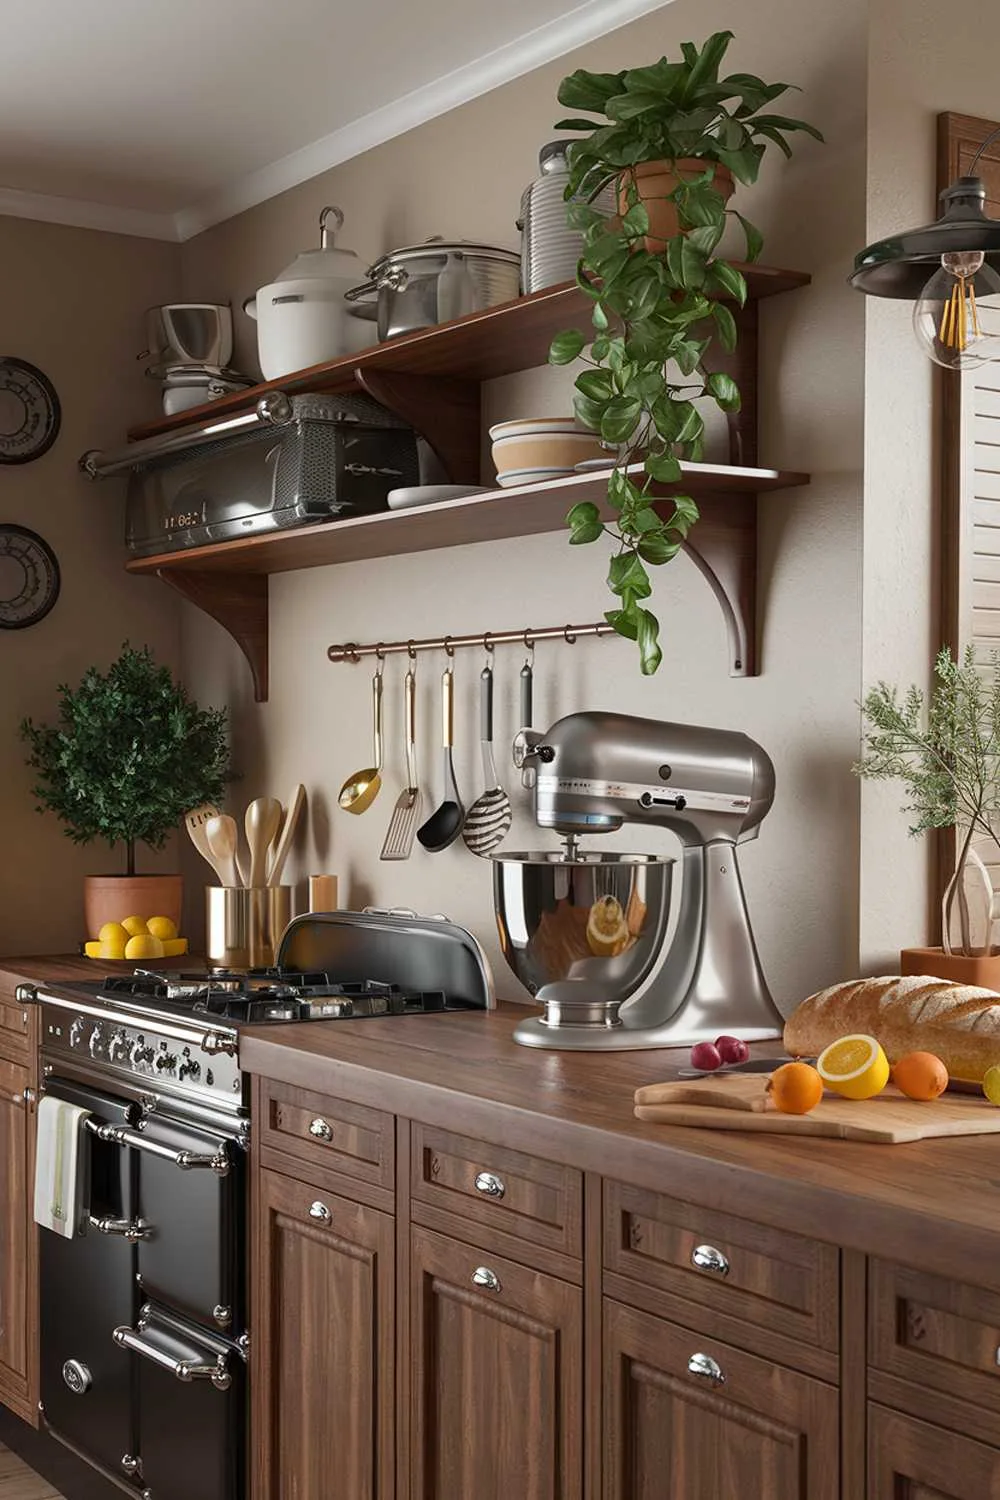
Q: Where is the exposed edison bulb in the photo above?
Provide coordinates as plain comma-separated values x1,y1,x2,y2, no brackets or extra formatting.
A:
912,251,1000,368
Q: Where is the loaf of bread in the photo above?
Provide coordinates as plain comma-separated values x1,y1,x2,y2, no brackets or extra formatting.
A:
783,975,1000,1082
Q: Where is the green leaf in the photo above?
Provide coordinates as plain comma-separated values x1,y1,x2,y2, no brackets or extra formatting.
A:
677,30,734,104
651,397,683,441
557,69,625,113
549,328,586,365
674,337,709,376
591,300,610,332
591,335,610,361
674,180,727,230
645,452,683,484
636,608,663,674
706,371,742,411
674,404,705,445
600,395,642,445
751,113,824,141
608,551,652,599
608,469,643,511
565,202,607,234
573,393,605,432
665,235,707,290
672,494,700,528
732,210,763,262
638,532,681,565
566,501,601,530
620,201,650,237
707,260,748,306
711,302,738,351
552,117,605,133
685,221,724,257
714,141,765,185
605,606,639,642
575,368,615,400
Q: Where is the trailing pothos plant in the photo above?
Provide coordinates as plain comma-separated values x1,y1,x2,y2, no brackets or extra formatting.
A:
548,31,821,672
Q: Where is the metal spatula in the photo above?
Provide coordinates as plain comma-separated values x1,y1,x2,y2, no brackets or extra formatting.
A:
381,666,423,860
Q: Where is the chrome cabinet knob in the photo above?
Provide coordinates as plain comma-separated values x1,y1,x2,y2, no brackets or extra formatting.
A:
309,1118,333,1142
691,1244,730,1277
108,1029,129,1063
687,1352,725,1386
472,1266,502,1293
69,1018,86,1049
62,1359,92,1395
14,984,36,1005
88,1024,106,1057
474,1171,505,1200
308,1201,331,1224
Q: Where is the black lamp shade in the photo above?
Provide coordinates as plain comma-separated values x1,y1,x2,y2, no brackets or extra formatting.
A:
851,177,1000,298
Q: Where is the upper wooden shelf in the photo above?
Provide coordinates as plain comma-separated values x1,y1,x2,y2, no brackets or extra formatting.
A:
125,461,809,578
127,265,811,443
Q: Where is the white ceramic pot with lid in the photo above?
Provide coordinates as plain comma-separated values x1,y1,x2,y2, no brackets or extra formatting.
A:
244,206,376,379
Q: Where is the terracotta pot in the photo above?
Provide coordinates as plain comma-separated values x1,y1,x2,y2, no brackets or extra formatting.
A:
900,945,1000,991
84,874,183,940
616,158,735,252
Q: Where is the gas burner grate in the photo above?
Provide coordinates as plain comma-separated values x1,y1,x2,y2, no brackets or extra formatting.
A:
100,969,451,1023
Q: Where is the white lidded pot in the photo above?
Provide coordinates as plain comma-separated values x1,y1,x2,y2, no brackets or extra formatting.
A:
243,206,376,379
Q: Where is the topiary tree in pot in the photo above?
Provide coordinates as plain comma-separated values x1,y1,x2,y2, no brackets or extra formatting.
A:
548,30,821,672
21,644,230,937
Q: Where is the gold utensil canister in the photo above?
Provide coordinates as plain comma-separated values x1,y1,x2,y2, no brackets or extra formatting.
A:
206,887,293,969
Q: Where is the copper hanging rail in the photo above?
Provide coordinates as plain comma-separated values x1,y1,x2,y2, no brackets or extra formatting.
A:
327,620,615,663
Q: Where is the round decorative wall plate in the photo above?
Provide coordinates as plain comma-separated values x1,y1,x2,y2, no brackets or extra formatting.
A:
0,358,61,464
0,525,60,628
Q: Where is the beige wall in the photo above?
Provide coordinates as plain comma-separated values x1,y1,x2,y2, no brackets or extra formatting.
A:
0,217,182,955
859,0,1000,969
176,0,869,1009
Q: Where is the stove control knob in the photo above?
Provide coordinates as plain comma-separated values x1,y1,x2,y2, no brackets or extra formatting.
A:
155,1051,177,1074
88,1024,107,1058
69,1018,86,1049
130,1041,155,1069
108,1029,129,1064
179,1058,201,1082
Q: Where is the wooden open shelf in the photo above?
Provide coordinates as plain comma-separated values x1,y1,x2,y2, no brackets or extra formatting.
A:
128,266,811,444
105,263,812,701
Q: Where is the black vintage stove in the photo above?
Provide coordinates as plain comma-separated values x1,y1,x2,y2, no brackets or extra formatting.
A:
104,966,457,1022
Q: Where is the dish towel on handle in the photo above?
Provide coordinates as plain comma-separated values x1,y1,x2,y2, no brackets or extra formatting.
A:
33,1095,90,1238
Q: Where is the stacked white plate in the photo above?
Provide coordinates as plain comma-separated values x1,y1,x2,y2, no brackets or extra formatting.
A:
489,416,609,487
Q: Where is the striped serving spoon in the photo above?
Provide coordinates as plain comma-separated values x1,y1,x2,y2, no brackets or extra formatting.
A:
462,663,513,857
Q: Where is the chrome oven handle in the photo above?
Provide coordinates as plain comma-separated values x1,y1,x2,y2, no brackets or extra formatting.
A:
88,1120,230,1176
113,1325,231,1391
89,1215,150,1242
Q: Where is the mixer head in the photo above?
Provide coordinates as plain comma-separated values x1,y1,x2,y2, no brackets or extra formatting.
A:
515,711,775,848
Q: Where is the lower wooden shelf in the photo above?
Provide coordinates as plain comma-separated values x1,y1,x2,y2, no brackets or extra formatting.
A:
126,462,809,702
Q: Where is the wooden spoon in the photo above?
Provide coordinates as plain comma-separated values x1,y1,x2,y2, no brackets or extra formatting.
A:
245,797,282,889
205,814,244,889
184,802,225,881
268,785,306,886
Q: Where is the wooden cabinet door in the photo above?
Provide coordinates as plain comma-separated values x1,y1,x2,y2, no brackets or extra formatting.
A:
604,1298,838,1500
0,1056,30,1394
253,1168,394,1500
409,1225,582,1500
869,1404,1000,1499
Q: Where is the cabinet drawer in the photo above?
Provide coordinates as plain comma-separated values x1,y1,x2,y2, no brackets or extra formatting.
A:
870,1259,1000,1418
604,1181,839,1352
258,1078,393,1192
410,1122,582,1259
0,988,30,1059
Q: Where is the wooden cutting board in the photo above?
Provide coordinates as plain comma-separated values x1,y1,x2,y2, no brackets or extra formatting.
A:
633,1075,1000,1143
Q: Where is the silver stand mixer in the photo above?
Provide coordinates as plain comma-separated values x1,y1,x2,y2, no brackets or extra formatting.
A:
494,712,784,1051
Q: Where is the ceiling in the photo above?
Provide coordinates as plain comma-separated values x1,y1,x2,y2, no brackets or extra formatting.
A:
0,0,670,241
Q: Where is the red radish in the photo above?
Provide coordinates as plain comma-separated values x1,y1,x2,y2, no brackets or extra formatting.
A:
715,1035,750,1065
690,1042,722,1071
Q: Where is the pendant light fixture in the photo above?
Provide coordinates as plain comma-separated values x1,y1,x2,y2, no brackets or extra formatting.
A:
851,127,1000,369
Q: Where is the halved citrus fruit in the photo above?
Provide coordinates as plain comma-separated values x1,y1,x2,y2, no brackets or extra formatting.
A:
817,1034,890,1100
585,896,630,957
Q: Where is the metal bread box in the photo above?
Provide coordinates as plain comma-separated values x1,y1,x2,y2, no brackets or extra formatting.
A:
125,392,419,556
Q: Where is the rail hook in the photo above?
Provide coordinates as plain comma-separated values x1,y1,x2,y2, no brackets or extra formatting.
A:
523,628,535,667
444,635,455,663
482,631,494,666
564,625,577,645
374,643,386,675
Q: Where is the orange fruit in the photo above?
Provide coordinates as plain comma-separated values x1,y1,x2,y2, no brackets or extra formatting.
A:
766,1062,824,1115
891,1051,948,1101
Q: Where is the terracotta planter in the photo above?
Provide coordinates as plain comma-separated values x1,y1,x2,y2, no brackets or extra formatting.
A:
616,158,735,252
900,945,1000,991
84,874,183,940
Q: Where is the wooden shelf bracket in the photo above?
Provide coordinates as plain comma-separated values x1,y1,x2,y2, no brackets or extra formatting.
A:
667,492,758,677
158,570,269,702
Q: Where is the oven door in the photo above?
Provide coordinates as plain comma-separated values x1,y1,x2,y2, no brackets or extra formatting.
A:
135,1113,246,1336
39,1078,140,1480
113,1302,245,1500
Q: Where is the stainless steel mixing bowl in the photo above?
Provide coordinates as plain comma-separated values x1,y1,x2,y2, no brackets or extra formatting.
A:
492,851,674,1028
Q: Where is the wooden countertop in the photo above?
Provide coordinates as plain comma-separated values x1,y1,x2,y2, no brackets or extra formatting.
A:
12,956,1000,1285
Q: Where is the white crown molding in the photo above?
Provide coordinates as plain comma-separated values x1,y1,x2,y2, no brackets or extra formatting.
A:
0,185,179,242
174,0,675,241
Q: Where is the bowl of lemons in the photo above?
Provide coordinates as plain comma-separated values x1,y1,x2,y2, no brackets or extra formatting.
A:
84,914,189,963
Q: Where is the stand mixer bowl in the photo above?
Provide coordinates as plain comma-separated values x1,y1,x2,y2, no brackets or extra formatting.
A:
492,851,674,1028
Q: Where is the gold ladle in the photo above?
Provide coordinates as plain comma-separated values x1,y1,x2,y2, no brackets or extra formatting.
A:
339,660,384,814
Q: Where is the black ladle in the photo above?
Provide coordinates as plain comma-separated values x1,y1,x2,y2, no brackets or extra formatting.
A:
417,664,465,852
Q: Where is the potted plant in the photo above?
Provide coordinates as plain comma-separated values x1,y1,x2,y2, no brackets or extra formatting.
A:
22,644,230,937
548,30,821,672
856,646,1000,987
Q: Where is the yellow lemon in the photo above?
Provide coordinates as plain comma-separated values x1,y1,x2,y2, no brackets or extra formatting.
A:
983,1065,1000,1106
817,1034,890,1100
585,896,631,958
121,915,149,938
162,937,188,958
99,939,127,961
124,933,165,961
98,921,128,947
147,915,178,942
84,940,103,959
